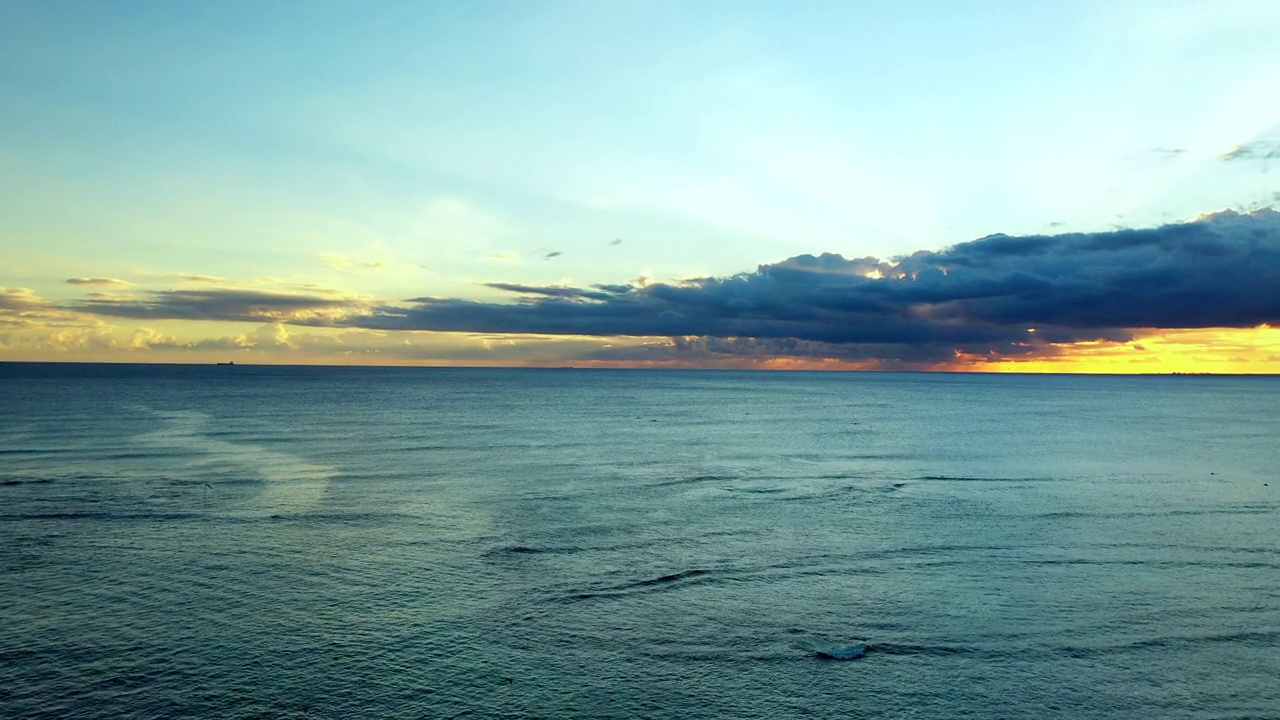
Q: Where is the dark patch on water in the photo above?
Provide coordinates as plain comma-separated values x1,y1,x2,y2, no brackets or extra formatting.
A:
259,511,398,525
648,474,741,489
572,568,713,600
1033,506,1277,520
183,477,262,487
485,544,585,557
1025,557,1280,569
638,569,709,587
1,510,195,522
1,477,55,486
918,474,1060,483
874,642,973,657
1058,629,1280,659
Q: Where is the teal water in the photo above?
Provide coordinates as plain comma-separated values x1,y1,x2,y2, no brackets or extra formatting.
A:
2,364,1278,718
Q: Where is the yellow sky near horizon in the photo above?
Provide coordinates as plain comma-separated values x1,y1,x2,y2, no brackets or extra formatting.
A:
2,302,1276,373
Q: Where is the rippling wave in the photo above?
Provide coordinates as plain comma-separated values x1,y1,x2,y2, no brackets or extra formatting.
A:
2,365,1278,718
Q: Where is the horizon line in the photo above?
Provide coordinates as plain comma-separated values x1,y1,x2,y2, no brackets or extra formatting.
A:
0,359,1274,377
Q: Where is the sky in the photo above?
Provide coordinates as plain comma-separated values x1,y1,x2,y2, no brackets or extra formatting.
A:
2,0,1279,372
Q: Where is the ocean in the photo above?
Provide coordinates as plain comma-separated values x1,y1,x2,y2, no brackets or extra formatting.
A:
1,363,1277,719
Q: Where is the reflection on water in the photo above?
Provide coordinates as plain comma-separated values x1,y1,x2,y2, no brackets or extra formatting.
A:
132,408,336,513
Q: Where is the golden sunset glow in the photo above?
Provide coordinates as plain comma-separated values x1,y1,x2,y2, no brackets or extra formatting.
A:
2,3,1278,373
954,326,1280,374
5,309,1277,373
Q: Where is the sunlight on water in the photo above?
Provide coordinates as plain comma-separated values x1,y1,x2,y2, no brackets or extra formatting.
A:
132,408,337,514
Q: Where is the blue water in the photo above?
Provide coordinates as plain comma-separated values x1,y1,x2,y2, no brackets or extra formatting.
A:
2,363,1278,718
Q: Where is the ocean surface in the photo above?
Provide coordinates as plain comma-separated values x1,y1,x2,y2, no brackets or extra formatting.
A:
1,363,1278,719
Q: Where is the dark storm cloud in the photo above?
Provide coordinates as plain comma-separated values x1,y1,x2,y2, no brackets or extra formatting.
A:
62,209,1280,365
889,209,1280,329
582,336,1000,366
343,208,1280,361
73,289,365,324
482,283,617,301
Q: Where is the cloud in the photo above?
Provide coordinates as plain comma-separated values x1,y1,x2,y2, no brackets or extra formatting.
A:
319,252,389,272
0,289,117,350
483,283,619,301
0,325,118,353
0,288,95,329
1219,141,1280,161
0,287,51,311
336,208,1280,365
581,335,1005,368
66,277,132,287
543,251,562,260
609,238,623,246
0,319,359,359
54,208,1280,368
72,288,373,325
